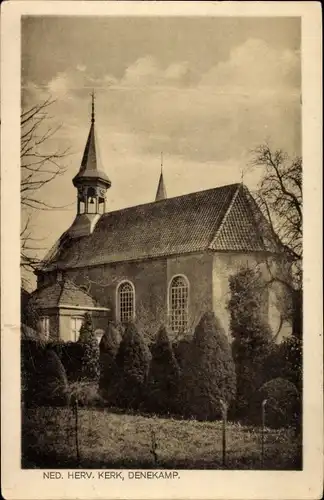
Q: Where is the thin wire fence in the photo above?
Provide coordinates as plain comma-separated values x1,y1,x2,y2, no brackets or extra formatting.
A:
22,403,301,470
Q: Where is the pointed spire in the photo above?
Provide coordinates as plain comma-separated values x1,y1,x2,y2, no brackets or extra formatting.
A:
72,92,111,187
91,89,95,123
155,152,167,201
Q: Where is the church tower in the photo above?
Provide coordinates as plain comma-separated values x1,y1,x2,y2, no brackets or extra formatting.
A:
68,93,111,238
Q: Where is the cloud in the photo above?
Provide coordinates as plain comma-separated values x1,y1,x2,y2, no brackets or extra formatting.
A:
76,64,87,72
119,56,193,88
200,38,300,94
23,38,301,171
47,72,70,96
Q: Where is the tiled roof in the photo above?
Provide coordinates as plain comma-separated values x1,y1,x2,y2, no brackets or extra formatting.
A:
29,280,96,309
41,183,280,272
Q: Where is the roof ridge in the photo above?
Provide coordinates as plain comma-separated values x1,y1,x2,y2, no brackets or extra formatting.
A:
100,183,241,219
208,184,241,250
240,186,269,249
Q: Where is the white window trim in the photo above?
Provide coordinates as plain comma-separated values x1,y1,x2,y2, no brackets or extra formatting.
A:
116,280,136,323
40,316,50,339
70,316,84,342
167,274,190,333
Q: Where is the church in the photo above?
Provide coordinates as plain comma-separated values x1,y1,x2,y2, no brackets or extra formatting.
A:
29,95,287,344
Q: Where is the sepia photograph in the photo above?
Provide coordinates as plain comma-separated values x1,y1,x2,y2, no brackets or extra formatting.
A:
1,2,322,499
20,13,303,471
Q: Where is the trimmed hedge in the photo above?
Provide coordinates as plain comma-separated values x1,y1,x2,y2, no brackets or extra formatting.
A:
251,377,300,429
78,313,100,380
21,339,68,407
48,341,86,382
180,312,236,420
99,323,121,398
146,326,180,415
112,323,151,410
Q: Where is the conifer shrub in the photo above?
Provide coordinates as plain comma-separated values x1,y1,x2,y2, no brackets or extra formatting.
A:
112,322,150,410
48,341,85,382
22,340,69,407
228,267,273,418
99,322,121,399
180,312,236,420
77,312,100,381
146,326,180,415
250,377,300,429
173,337,192,371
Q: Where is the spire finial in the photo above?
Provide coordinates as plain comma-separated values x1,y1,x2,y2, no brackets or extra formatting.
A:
161,151,163,173
91,89,95,123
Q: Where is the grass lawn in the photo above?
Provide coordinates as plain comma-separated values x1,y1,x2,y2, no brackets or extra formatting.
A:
22,406,302,470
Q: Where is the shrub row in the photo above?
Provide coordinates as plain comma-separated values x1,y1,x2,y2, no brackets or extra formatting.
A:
99,312,236,420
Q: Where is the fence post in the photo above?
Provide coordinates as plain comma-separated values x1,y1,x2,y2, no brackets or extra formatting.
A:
74,397,80,466
220,399,228,468
261,399,267,469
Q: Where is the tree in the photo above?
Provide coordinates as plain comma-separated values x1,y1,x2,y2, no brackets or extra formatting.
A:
21,97,68,288
180,312,236,420
251,144,302,337
78,312,100,380
147,326,180,415
228,267,273,418
99,323,121,397
113,322,150,410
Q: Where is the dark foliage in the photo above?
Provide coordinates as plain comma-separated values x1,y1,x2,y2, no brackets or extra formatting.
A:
146,326,180,415
180,312,236,420
112,322,150,410
77,313,100,380
173,337,192,371
21,288,40,334
21,339,68,407
99,323,121,397
265,336,302,392
228,267,273,418
250,377,300,429
48,341,86,382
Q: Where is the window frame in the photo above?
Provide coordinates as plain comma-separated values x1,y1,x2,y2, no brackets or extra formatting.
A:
70,316,84,342
40,315,50,340
116,280,136,323
167,274,190,334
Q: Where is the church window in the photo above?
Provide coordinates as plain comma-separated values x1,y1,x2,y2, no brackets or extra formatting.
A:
71,316,83,342
169,275,189,333
40,316,50,340
117,281,135,323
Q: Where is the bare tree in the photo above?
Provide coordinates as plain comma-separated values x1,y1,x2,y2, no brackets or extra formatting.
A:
251,143,302,337
21,97,69,286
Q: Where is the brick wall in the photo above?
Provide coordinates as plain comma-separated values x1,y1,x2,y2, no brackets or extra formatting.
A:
63,251,213,341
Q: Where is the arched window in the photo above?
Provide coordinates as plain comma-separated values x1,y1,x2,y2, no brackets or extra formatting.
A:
117,281,135,323
169,275,189,333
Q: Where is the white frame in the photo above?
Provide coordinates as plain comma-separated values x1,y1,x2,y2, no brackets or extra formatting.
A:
70,316,83,342
39,315,50,340
116,280,136,323
167,274,190,333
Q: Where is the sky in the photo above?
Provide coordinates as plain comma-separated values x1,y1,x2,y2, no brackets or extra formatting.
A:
21,16,301,288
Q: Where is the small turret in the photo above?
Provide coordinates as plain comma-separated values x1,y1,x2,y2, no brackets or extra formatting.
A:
72,91,111,216
68,92,111,238
155,152,167,201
